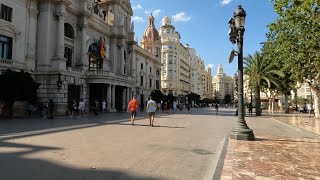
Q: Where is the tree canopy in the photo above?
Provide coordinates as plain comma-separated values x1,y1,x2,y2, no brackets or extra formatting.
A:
0,69,40,106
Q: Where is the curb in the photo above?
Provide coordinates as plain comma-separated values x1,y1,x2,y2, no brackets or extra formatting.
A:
202,136,229,180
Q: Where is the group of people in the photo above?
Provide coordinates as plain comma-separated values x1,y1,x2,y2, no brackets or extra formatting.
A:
67,99,86,118
128,96,157,126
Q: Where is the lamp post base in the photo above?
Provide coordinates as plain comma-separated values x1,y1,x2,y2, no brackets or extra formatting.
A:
230,127,255,140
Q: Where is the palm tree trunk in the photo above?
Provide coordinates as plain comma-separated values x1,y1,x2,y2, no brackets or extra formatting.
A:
268,98,272,114
255,83,261,116
284,94,289,113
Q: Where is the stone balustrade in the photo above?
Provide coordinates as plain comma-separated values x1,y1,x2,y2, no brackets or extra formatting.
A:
0,58,13,65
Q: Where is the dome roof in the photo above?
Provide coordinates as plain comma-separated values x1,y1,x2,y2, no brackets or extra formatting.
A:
141,14,160,42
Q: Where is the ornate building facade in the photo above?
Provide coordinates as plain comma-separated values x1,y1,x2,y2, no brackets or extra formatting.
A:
135,14,161,106
0,0,160,115
159,16,190,96
212,65,234,100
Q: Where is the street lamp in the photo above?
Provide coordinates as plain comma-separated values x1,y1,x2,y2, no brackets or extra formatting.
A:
228,5,254,140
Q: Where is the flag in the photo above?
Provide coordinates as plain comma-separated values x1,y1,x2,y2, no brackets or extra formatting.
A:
99,36,107,58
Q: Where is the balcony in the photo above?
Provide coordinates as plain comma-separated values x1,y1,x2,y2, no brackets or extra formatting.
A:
0,58,13,66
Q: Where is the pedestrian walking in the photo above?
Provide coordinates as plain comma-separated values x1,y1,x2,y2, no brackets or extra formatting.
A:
146,96,157,127
173,101,177,112
102,100,107,113
78,99,85,118
48,99,54,119
128,96,139,125
67,100,74,118
248,103,253,116
215,103,219,115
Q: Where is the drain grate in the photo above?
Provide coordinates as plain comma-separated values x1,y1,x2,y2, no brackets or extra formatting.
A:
191,149,213,155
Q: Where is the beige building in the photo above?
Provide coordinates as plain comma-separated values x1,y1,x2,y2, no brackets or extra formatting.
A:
159,16,190,96
212,65,234,100
189,48,204,96
202,67,212,99
0,0,160,115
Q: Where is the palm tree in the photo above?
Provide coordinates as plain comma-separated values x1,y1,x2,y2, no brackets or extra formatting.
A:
244,51,284,116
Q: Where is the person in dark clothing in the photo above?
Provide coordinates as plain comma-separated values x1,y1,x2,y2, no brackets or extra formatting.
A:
48,99,54,119
248,103,253,116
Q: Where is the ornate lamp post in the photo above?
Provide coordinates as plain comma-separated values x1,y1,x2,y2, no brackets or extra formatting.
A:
228,5,254,140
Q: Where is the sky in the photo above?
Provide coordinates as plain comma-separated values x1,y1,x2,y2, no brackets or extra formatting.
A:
130,0,278,76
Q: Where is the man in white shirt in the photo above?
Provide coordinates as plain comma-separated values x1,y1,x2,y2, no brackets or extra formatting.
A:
147,96,157,127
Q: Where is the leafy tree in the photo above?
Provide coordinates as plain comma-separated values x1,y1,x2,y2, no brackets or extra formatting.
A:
244,51,284,116
224,94,232,104
150,90,164,103
186,92,201,105
266,0,320,117
0,69,40,117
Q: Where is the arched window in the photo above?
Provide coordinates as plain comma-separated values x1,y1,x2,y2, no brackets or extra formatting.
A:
141,63,143,70
64,23,74,39
64,23,74,68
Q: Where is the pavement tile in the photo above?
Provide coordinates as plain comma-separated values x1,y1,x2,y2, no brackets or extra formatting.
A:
220,135,320,180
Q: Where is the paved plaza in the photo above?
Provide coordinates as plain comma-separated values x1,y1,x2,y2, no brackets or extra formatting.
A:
1,108,320,180
0,108,236,180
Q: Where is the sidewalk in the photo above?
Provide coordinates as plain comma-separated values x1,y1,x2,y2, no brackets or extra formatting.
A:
273,115,320,136
219,116,320,180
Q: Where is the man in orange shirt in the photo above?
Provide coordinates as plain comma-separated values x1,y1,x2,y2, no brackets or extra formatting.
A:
128,97,139,125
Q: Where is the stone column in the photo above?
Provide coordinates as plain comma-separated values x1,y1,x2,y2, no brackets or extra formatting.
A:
126,87,130,105
81,23,88,70
111,85,116,111
107,84,111,111
56,12,65,59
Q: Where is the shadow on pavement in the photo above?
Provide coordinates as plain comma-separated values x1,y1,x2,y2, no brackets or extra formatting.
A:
116,123,186,129
0,141,161,180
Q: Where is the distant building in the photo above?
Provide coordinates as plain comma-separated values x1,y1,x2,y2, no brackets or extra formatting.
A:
159,16,190,95
136,14,162,105
212,65,234,101
189,48,204,96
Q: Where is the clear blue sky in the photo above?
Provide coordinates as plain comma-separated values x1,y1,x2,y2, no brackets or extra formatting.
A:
131,0,277,76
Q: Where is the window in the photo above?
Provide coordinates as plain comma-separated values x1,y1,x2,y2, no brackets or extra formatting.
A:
0,4,12,22
149,79,152,88
156,70,160,76
64,24,74,39
150,67,152,73
156,80,160,89
141,63,143,70
0,35,12,59
64,46,73,67
140,76,144,86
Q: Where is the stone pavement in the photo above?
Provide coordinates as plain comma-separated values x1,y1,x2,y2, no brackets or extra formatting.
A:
0,108,237,180
219,115,320,180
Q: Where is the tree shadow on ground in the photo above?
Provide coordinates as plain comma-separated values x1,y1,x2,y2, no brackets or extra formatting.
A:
0,141,161,180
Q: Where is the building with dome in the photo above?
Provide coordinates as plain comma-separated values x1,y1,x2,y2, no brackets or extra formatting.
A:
133,14,161,106
0,0,162,116
159,16,190,96
212,64,234,101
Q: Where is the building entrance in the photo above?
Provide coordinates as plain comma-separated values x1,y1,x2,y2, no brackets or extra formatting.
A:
89,84,107,111
68,85,80,101
115,86,127,112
